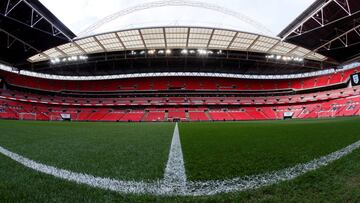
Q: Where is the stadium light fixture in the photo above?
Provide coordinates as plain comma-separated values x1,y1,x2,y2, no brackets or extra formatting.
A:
50,58,60,64
197,49,207,55
265,55,275,59
283,56,291,61
148,49,156,55
50,55,88,65
158,50,165,54
266,54,303,63
294,57,304,62
181,49,188,55
79,55,88,60
165,49,172,55
68,56,78,62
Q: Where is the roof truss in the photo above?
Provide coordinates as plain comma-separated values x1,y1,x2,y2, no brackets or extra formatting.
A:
0,28,40,52
2,0,73,41
314,23,360,52
281,0,356,40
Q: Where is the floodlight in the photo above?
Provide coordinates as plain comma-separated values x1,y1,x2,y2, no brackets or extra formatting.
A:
148,50,156,55
189,50,196,54
197,49,207,55
181,49,188,55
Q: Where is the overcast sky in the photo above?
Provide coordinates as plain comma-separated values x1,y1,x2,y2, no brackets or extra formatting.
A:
40,0,315,37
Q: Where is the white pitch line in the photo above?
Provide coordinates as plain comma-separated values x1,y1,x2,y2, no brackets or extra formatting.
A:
0,133,360,196
162,123,187,194
186,139,360,196
0,145,161,195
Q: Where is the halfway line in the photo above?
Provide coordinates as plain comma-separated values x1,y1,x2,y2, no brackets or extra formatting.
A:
162,123,187,194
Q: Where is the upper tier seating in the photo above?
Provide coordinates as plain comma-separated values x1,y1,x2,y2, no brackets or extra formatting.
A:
1,66,358,93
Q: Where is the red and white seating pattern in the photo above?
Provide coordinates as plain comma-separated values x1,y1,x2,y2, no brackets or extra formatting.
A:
0,67,358,93
1,88,360,122
0,67,360,122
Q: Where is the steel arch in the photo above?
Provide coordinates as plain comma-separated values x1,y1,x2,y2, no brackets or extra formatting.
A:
79,0,273,37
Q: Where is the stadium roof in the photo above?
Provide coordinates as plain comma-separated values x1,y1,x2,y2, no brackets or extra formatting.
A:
279,0,360,64
28,26,328,63
0,0,76,65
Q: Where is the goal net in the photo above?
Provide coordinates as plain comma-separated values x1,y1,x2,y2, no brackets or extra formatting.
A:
50,115,62,121
18,113,37,120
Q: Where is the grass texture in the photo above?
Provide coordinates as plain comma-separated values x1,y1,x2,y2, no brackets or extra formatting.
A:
0,117,359,202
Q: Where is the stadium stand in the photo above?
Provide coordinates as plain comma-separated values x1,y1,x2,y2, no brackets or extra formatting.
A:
1,0,360,125
1,74,360,122
1,67,358,93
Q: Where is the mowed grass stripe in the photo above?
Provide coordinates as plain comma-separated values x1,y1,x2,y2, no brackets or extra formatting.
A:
0,141,360,202
179,117,360,181
0,120,174,181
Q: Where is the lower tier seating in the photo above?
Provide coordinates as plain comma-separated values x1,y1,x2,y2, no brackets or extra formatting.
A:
1,91,360,122
1,86,359,107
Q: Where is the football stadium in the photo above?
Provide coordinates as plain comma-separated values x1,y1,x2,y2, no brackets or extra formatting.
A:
1,0,360,202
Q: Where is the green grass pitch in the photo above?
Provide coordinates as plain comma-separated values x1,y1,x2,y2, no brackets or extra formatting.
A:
0,117,360,202
180,118,360,180
0,121,175,181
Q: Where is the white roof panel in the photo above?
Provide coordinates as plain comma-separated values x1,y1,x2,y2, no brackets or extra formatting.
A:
190,28,213,34
208,40,231,49
166,33,188,39
27,26,328,63
213,29,236,36
142,33,164,40
28,54,48,62
44,48,64,58
292,47,311,57
230,42,252,49
271,42,296,55
251,36,278,52
140,28,163,35
236,32,258,40
58,43,84,55
306,52,327,60
76,37,104,53
189,33,211,39
96,33,118,40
